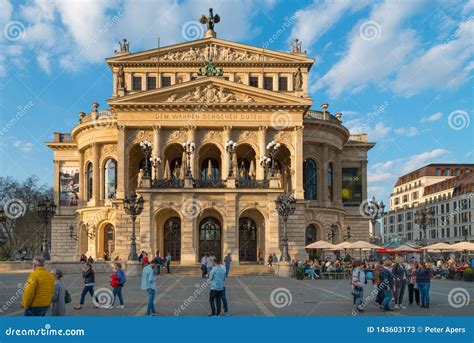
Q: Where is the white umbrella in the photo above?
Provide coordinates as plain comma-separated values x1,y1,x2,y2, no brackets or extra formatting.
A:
207,159,212,178
448,241,474,251
347,241,381,250
330,241,352,250
421,242,453,251
305,240,337,250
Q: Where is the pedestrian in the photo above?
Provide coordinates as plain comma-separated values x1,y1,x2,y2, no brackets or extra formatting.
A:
166,252,172,274
87,256,94,264
75,261,98,310
267,254,273,267
206,254,213,275
379,260,394,312
105,262,126,309
220,260,230,316
373,261,384,305
79,254,87,263
416,261,431,308
208,258,225,317
407,262,420,305
351,260,365,313
272,253,278,264
103,250,110,261
392,258,408,309
153,253,162,275
49,269,66,316
224,253,232,277
201,254,208,278
141,260,158,316
21,256,55,316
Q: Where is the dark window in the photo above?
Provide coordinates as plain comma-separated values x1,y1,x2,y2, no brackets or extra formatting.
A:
249,76,259,87
278,77,288,91
199,218,221,259
164,217,181,261
104,159,117,199
239,217,257,262
327,163,334,201
303,159,317,200
201,158,220,181
161,76,171,87
147,76,156,90
132,76,142,91
264,76,273,90
86,162,93,201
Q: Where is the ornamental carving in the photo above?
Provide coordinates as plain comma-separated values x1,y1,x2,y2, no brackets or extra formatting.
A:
166,85,254,103
152,44,274,63
129,129,152,144
101,144,117,156
235,130,257,143
165,128,187,143
83,148,92,162
201,130,222,142
274,130,293,143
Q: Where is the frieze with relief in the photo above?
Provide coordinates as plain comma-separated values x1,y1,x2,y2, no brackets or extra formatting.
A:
128,130,152,144
200,130,223,142
273,130,293,145
235,130,258,144
150,44,275,63
164,128,188,143
166,85,255,103
101,144,117,156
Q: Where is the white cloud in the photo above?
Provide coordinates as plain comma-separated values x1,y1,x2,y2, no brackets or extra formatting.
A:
399,148,449,175
394,127,418,136
345,118,391,140
315,0,423,97
13,140,35,153
392,18,474,96
289,0,370,49
420,111,443,123
36,51,51,74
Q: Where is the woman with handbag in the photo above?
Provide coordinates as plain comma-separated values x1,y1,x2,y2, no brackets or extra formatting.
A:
407,262,420,305
351,260,366,313
50,269,66,316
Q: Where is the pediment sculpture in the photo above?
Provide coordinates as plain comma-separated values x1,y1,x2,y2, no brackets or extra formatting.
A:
166,85,254,103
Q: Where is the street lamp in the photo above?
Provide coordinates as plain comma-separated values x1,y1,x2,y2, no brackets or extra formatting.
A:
259,156,271,180
123,191,144,261
414,207,435,261
150,155,162,181
36,198,57,260
328,223,338,243
225,140,237,177
276,192,296,262
266,141,281,177
183,140,195,178
139,140,153,179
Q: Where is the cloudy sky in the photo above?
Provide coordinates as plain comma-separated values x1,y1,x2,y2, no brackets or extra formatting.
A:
0,0,473,205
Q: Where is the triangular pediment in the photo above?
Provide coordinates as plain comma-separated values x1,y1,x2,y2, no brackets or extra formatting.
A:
108,77,312,109
106,37,314,67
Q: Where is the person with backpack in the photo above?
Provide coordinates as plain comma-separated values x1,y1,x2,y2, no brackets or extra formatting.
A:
75,262,99,310
351,260,366,313
50,269,66,316
106,262,126,309
392,258,408,309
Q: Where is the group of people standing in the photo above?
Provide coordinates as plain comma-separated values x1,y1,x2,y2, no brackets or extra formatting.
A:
352,258,432,314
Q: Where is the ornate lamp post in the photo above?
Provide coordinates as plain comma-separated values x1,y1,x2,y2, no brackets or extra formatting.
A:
363,196,385,243
150,155,162,181
123,191,144,261
225,140,237,177
276,192,296,262
183,140,195,178
327,223,337,243
36,198,57,260
266,141,281,177
414,207,435,261
259,156,271,180
139,140,153,178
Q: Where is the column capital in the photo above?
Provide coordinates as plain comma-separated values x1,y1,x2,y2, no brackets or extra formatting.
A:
152,124,161,132
223,125,233,131
117,124,126,132
259,126,268,131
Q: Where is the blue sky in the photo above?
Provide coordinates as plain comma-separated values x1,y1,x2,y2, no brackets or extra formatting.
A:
0,0,473,205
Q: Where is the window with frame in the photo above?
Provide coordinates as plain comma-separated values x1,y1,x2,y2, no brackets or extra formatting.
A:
86,162,93,201
161,76,171,87
132,76,142,91
147,76,156,90
264,76,273,90
249,76,258,87
104,159,117,199
303,159,317,200
278,77,288,91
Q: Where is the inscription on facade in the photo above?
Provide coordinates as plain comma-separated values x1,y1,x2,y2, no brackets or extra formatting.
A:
155,113,262,121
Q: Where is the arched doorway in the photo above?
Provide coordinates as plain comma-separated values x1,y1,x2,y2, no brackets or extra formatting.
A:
163,217,181,261
164,143,185,180
128,143,146,192
239,217,257,261
199,217,222,259
103,224,115,255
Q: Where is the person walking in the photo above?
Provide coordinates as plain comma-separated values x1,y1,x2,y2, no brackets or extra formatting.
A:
407,262,420,305
21,256,55,316
201,254,208,278
220,260,230,316
416,261,431,308
141,260,158,316
208,258,225,316
272,253,278,264
224,253,232,277
351,260,365,313
106,262,126,309
379,260,394,312
49,269,66,316
392,258,408,309
166,252,172,274
75,262,98,310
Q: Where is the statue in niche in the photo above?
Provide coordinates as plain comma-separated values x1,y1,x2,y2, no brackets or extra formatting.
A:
294,67,303,91
117,65,126,90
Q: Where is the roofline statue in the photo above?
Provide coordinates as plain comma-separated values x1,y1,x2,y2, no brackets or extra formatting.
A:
200,8,220,38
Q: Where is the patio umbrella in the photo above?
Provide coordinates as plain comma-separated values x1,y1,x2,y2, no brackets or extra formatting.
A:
448,241,474,251
305,240,337,250
347,241,381,259
163,159,170,180
393,244,423,252
249,160,256,179
421,242,453,251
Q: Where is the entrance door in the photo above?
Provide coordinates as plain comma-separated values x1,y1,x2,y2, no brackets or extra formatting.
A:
164,217,181,261
199,218,221,259
239,217,257,262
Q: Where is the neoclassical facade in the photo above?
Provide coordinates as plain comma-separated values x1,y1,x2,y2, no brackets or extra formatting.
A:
47,27,374,264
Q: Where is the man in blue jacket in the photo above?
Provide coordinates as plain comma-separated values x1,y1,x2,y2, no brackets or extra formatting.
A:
379,260,394,311
208,258,225,316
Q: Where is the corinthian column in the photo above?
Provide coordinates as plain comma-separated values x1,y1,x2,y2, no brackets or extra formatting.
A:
116,125,126,199
257,126,267,179
222,126,232,179
152,125,161,179
293,126,304,199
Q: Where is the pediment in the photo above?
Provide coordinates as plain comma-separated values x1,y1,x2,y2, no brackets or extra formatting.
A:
106,37,314,67
108,77,312,109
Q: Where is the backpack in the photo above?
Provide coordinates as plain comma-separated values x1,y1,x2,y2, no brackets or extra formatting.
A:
64,290,72,304
366,271,374,280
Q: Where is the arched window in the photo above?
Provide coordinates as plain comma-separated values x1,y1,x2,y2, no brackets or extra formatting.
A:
104,159,117,199
86,162,93,201
237,158,251,180
328,163,334,201
201,158,220,181
303,159,317,200
305,224,317,246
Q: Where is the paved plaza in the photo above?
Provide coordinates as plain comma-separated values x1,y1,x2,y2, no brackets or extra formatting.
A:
0,270,472,317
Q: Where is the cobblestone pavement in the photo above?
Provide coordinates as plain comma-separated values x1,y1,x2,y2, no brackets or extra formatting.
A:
1,271,472,316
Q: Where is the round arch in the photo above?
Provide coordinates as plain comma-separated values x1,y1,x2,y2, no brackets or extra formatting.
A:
196,208,224,260
154,207,182,260
235,143,257,180
96,221,115,259
238,208,266,262
198,143,222,181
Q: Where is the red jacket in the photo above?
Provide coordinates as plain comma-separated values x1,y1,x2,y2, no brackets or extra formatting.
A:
110,274,120,288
